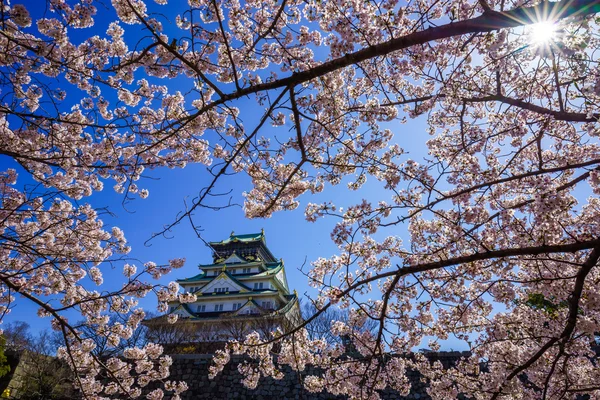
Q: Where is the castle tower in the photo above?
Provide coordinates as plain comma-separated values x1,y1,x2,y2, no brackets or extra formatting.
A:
163,231,300,342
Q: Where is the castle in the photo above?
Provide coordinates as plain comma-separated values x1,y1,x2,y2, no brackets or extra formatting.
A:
163,231,300,342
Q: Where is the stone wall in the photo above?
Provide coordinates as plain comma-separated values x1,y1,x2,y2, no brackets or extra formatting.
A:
162,351,470,400
1,351,75,400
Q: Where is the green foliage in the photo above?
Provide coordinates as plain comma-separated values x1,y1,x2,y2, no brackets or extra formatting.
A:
0,337,10,379
523,293,569,319
16,352,75,400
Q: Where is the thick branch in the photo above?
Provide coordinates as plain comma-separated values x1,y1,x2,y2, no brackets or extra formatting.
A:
261,237,600,346
192,0,600,120
246,1,598,89
357,93,600,123
490,244,600,399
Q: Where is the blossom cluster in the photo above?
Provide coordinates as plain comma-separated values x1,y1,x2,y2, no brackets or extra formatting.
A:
3,0,600,398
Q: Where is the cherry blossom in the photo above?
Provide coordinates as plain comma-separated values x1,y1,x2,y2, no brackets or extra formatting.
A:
3,0,600,398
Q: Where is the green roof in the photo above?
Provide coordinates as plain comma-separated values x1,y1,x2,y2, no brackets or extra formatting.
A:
271,293,298,316
177,293,296,320
210,231,264,245
178,261,284,285
253,262,284,277
194,289,277,298
198,259,281,269
176,272,206,283
198,260,261,268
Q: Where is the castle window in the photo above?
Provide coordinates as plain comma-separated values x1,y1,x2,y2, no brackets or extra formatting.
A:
253,282,264,290
232,303,242,310
214,304,223,312
214,287,229,293
261,301,272,309
243,268,251,274
197,305,206,312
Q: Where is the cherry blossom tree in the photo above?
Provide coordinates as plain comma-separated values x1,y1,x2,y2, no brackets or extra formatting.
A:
2,0,600,398
302,301,378,346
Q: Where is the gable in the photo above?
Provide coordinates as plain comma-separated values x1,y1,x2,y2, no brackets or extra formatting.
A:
182,282,208,293
233,300,262,316
170,304,195,318
200,272,250,294
223,253,246,264
276,269,289,292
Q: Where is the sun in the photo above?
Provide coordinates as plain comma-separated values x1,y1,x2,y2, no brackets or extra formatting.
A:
529,20,558,45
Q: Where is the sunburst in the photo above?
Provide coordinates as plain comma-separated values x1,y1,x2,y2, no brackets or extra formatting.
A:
529,20,559,45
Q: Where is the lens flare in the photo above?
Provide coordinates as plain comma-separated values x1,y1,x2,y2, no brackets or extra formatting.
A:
529,20,558,45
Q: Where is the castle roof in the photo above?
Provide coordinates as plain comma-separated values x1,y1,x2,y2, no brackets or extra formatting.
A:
208,231,277,263
176,261,284,283
209,231,265,245
172,292,298,320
